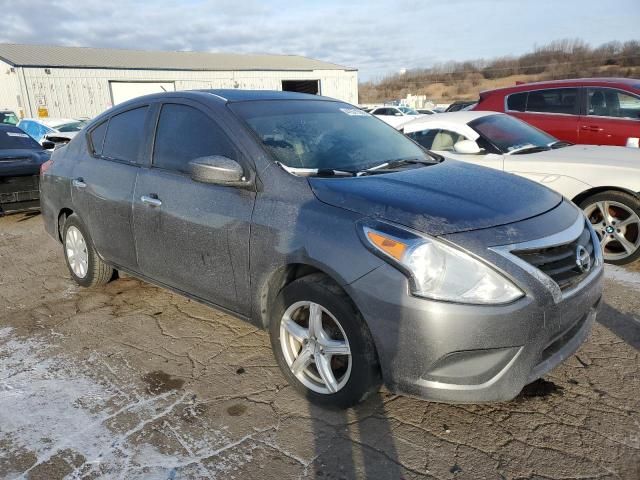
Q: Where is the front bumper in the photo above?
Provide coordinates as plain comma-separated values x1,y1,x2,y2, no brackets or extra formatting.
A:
348,262,602,403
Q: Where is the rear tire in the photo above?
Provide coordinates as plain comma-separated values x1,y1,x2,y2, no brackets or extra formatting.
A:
580,191,640,265
269,273,380,408
63,214,114,287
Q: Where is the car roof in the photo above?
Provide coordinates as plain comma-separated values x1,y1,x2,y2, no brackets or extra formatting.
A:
400,111,498,134
480,77,640,96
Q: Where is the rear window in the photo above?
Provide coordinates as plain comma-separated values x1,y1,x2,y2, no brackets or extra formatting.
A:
0,127,42,150
102,107,148,163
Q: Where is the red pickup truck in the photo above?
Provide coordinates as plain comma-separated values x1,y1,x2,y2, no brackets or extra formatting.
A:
473,78,640,147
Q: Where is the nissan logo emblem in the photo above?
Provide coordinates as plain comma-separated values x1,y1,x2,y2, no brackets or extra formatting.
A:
575,245,592,273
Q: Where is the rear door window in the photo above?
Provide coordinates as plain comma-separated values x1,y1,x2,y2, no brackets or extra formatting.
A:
525,88,578,115
102,106,148,163
587,88,640,119
506,92,527,112
153,103,236,174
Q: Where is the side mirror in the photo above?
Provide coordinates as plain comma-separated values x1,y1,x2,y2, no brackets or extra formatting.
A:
453,139,482,154
42,140,56,150
189,156,247,186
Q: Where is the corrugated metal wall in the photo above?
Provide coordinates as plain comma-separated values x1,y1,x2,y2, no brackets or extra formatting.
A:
7,67,357,119
0,60,25,116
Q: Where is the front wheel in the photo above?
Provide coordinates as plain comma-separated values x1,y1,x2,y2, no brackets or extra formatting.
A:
269,274,380,408
580,191,640,265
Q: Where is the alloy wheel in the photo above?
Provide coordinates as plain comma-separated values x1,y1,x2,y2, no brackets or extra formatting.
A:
280,301,352,394
584,200,640,262
65,226,89,278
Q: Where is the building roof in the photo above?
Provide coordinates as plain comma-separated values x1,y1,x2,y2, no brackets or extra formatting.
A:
0,43,354,72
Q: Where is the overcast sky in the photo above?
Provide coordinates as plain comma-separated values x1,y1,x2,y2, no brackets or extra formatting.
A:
0,0,638,81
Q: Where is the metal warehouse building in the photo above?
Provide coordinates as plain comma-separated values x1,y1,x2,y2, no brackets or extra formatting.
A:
0,43,358,119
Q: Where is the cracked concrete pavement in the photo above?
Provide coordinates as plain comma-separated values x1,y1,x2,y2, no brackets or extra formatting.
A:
0,212,639,479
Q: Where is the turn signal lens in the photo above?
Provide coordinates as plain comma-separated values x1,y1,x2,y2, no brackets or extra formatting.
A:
366,231,407,261
40,159,54,175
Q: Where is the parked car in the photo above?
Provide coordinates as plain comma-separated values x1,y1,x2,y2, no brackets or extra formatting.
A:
445,100,477,112
18,118,88,147
370,105,423,127
402,111,640,264
41,90,603,408
0,124,50,214
1,110,19,126
473,78,640,147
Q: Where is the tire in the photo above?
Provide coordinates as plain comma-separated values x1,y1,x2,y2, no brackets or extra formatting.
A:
62,214,114,287
580,191,640,265
269,273,380,408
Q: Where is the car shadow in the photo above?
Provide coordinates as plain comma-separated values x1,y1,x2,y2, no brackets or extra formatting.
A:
597,302,640,351
16,211,41,222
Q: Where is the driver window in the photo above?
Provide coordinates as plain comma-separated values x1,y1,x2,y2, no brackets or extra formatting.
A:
431,129,466,151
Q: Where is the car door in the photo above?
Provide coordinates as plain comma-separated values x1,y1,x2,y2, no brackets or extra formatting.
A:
508,88,580,143
70,105,150,270
578,87,640,146
132,100,255,314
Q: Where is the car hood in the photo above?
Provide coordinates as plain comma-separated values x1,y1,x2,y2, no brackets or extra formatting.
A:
529,144,640,168
309,160,562,236
0,149,49,176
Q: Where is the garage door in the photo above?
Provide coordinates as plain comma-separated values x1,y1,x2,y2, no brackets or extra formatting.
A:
109,81,176,105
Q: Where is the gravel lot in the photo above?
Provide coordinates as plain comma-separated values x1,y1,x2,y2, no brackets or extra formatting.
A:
1,212,639,480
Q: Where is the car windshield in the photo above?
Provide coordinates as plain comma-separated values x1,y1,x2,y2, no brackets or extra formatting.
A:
55,120,87,133
399,107,420,115
468,114,558,153
0,127,42,150
0,112,19,126
230,100,433,173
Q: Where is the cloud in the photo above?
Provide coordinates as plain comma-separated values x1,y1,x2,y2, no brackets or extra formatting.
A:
0,0,637,80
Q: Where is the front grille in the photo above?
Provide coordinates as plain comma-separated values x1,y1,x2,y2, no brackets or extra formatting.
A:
512,223,595,291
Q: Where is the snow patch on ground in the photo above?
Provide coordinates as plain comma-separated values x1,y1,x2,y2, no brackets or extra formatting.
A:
605,265,640,289
0,330,255,479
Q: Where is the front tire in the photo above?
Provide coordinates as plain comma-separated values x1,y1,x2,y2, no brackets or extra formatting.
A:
580,191,640,265
269,273,380,408
63,214,114,287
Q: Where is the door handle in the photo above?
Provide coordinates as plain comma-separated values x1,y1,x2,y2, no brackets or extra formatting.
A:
141,195,162,207
581,125,603,132
72,178,86,188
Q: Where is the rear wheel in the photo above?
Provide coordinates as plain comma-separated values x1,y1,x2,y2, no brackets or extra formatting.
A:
269,273,380,408
580,191,640,265
63,214,114,287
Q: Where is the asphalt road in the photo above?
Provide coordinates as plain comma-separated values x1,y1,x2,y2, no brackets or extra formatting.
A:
1,212,639,479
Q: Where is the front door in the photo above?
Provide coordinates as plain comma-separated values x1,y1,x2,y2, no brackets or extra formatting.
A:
132,102,255,314
578,87,640,146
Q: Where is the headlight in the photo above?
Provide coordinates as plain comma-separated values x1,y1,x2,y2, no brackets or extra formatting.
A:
360,221,523,305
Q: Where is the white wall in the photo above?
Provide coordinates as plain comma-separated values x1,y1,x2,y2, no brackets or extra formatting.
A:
12,67,358,119
0,60,25,117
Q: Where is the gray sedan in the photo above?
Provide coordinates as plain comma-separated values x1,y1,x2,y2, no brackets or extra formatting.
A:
40,90,603,408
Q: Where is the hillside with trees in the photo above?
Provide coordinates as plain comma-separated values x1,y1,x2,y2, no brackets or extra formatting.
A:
359,39,640,104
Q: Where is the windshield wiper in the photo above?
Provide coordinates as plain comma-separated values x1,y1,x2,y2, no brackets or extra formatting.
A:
550,140,573,149
510,145,551,155
363,156,438,173
277,163,356,177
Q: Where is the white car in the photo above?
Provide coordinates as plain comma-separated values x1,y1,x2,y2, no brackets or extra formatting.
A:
18,118,88,147
401,111,640,264
370,106,424,128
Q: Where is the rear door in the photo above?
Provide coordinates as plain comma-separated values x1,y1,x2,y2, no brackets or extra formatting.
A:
132,100,255,314
507,88,580,143
70,105,151,270
578,87,640,146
